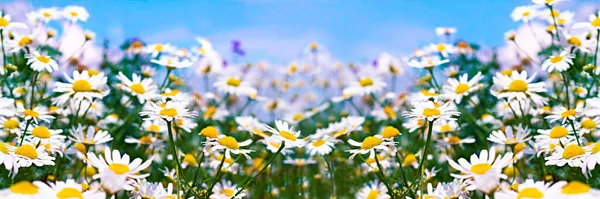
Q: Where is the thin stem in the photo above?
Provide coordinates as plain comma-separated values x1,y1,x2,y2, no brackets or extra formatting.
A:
206,150,226,199
375,153,394,199
160,69,173,92
323,155,335,196
562,72,571,109
568,119,582,146
29,72,38,109
594,29,600,66
232,142,285,198
548,5,561,42
418,120,435,197
348,98,363,116
427,68,440,92
18,119,32,146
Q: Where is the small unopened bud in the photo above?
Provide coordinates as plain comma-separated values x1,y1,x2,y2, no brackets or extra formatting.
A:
6,64,17,73
583,64,595,74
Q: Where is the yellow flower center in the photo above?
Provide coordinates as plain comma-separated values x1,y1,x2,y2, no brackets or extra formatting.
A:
130,83,145,94
522,11,531,17
203,106,216,118
567,37,582,46
200,126,219,138
549,126,569,138
279,130,297,141
420,89,439,97
70,11,78,17
592,143,600,154
148,124,160,132
139,136,153,144
383,106,396,119
508,80,528,92
470,163,492,174
221,188,235,197
422,108,440,117
447,136,461,144
36,56,51,64
550,55,563,64
561,181,590,194
108,163,130,175
183,153,198,167
381,126,400,138
402,154,416,166
74,143,86,154
0,17,9,27
581,119,597,130
15,145,38,159
561,109,576,118
56,187,83,199
367,190,379,199
24,109,39,118
592,17,600,27
3,119,19,129
312,139,326,147
514,143,526,154
0,142,8,154
226,77,241,87
517,187,543,199
159,108,178,117
218,136,240,150
436,43,446,51
31,126,51,138
19,36,33,47
361,136,383,150
333,128,347,137
10,181,38,195
293,113,304,121
440,124,453,132
562,145,585,159
359,77,374,87
154,44,163,51
72,80,93,92
455,83,470,94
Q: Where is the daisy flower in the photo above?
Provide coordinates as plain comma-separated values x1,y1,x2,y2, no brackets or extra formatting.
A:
139,101,197,122
427,43,456,57
259,136,294,155
213,76,257,97
407,56,449,69
37,7,61,22
211,180,246,199
572,11,600,31
24,125,64,145
491,70,547,106
347,135,396,159
511,5,540,23
0,117,23,136
535,125,575,149
546,103,583,124
438,135,476,150
62,6,89,22
86,147,153,180
34,179,104,199
342,76,386,97
235,116,270,138
582,143,600,174
442,72,484,103
0,11,28,31
0,181,45,198
26,51,58,73
151,56,193,69
204,135,253,159
356,180,390,199
12,142,55,167
553,181,600,198
145,43,174,58
16,104,54,124
124,135,160,148
283,157,317,166
446,147,513,179
577,117,600,135
403,101,461,122
53,71,109,105
494,179,564,199
116,72,158,104
68,125,113,146
563,31,595,53
264,120,305,147
487,125,531,145
435,26,457,36
545,143,588,167
541,51,575,72
305,136,337,156
0,142,17,174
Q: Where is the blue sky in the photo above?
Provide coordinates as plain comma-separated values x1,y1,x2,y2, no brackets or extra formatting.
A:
4,0,599,63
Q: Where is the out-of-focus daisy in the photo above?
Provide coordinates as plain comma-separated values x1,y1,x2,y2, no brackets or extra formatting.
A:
494,179,564,199
305,136,337,156
213,76,257,97
582,143,600,174
572,11,600,31
545,143,588,167
210,180,246,199
235,116,269,138
117,72,158,104
0,117,23,136
435,26,457,36
553,181,600,198
264,120,305,147
563,32,595,53
442,72,483,103
145,43,174,58
151,56,193,69
284,157,317,166
356,180,389,199
0,142,17,174
577,117,600,135
342,76,386,97
427,43,456,57
404,101,461,122
0,181,45,198
347,135,396,159
491,70,547,106
26,51,58,73
511,5,539,22
140,101,197,122
541,51,574,72
34,179,104,199
407,56,449,69
0,11,28,31
62,6,89,22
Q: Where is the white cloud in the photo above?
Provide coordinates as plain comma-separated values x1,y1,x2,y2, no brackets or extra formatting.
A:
143,26,194,44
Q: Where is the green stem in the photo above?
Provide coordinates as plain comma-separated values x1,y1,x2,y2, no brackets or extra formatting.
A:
375,153,394,199
568,119,582,146
232,142,285,198
206,150,226,199
418,120,435,197
18,119,32,146
323,155,335,197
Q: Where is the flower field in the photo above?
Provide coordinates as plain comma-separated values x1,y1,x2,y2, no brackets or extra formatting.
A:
1,1,600,198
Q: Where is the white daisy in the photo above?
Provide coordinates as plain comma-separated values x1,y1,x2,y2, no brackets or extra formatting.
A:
204,135,253,159
491,70,547,106
116,72,158,104
0,181,45,198
356,180,390,199
552,181,600,199
541,51,575,72
487,125,531,145
305,136,337,156
264,120,305,147
572,11,600,31
446,147,513,179
213,76,257,97
403,101,461,122
545,143,588,168
139,101,197,122
12,142,55,167
442,72,484,103
25,51,58,73
546,103,583,124
347,135,396,160
0,11,28,31
69,125,113,146
16,104,54,124
62,6,89,22
342,76,386,97
53,71,109,106
86,147,153,180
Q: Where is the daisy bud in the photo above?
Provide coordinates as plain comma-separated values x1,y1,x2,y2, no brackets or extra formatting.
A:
200,126,219,138
583,64,595,74
6,63,17,73
381,126,400,138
